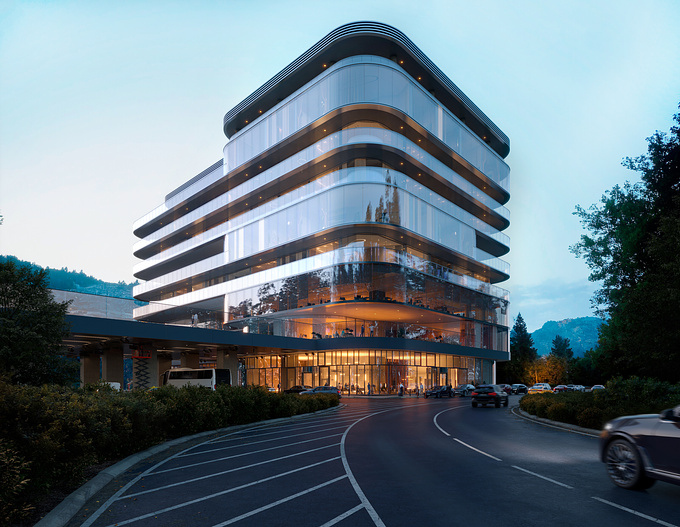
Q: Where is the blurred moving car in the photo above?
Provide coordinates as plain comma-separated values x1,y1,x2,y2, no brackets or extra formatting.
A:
425,385,453,398
498,384,513,394
453,384,476,397
471,385,509,408
600,405,680,489
553,385,569,393
511,384,528,394
284,385,312,394
528,383,552,394
299,386,341,397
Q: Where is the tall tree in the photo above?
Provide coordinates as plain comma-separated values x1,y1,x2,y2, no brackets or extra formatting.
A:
571,104,680,381
550,335,573,360
497,313,538,384
0,260,78,385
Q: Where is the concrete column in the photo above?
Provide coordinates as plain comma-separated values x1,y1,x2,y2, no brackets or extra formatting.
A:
157,355,172,386
216,348,239,385
80,354,100,386
102,347,124,385
181,352,200,369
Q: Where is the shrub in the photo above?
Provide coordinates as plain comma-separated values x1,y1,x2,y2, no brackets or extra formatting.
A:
0,378,338,522
0,439,33,525
577,407,605,429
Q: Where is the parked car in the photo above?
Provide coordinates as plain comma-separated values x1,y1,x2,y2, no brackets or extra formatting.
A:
600,405,680,489
528,383,552,394
471,385,509,408
453,384,476,397
299,386,341,398
553,385,569,393
425,385,453,398
566,384,584,392
284,385,312,394
591,384,606,391
511,383,528,394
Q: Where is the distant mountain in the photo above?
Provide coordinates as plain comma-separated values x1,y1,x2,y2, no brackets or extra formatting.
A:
531,317,603,358
0,255,137,299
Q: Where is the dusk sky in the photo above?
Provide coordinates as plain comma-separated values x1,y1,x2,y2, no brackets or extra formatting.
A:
1,1,679,331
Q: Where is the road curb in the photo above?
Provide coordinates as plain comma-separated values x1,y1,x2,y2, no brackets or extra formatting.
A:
34,404,341,527
511,405,601,437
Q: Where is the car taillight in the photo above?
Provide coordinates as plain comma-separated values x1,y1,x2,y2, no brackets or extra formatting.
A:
471,391,479,396
489,392,497,396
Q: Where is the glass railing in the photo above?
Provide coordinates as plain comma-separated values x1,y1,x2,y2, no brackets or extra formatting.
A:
54,288,507,352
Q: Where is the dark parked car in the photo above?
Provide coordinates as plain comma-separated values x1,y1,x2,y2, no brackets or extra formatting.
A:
425,385,452,398
471,384,509,408
511,383,528,394
600,404,680,489
453,384,476,397
300,386,341,398
284,385,312,394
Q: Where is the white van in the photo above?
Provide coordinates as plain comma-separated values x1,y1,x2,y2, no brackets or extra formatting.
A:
162,368,231,390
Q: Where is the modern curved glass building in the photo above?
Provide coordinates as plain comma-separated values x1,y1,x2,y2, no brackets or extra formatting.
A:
132,22,511,393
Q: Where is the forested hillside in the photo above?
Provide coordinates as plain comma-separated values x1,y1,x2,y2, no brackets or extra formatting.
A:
531,317,602,357
0,255,137,299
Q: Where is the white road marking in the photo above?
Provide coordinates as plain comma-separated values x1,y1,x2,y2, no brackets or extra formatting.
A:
124,443,341,498
318,504,365,527
591,497,678,527
179,424,351,457
512,465,573,488
103,457,342,527
210,476,348,527
432,405,467,436
152,433,344,474
341,410,395,527
80,426,259,527
452,438,502,461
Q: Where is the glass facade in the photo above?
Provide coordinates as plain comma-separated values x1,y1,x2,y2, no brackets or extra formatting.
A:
133,24,511,390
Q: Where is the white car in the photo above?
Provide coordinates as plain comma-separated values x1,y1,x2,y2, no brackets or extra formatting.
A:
528,383,552,394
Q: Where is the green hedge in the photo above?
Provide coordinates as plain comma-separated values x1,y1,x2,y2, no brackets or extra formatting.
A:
519,377,680,430
0,381,338,524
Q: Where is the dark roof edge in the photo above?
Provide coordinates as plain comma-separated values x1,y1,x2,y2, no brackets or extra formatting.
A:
165,159,223,202
223,21,510,158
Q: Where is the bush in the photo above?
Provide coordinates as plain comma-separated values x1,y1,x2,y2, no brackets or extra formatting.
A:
0,439,33,525
0,379,339,522
520,377,680,430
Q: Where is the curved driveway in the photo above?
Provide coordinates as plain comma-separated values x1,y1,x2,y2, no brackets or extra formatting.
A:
68,396,680,527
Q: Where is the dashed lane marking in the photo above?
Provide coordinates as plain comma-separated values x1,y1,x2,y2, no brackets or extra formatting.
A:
432,405,467,436
512,465,573,488
591,497,678,527
452,438,502,462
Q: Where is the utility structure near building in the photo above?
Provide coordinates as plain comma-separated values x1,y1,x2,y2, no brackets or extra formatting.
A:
132,21,511,393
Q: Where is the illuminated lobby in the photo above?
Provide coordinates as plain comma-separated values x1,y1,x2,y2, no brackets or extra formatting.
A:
132,22,511,394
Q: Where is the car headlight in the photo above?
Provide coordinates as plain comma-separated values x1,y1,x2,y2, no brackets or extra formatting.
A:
603,421,613,431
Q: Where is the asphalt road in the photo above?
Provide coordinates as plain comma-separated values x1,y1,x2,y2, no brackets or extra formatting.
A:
65,396,680,527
